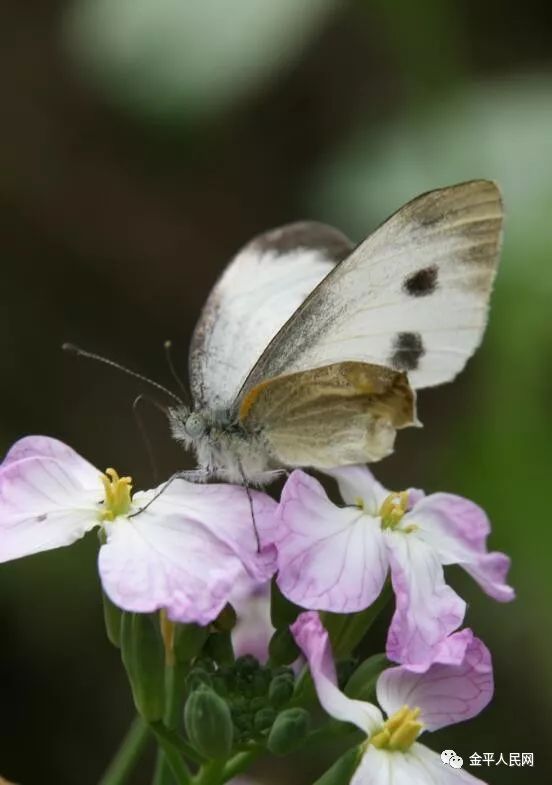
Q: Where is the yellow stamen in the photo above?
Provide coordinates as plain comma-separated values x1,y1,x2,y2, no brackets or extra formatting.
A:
100,468,133,521
379,491,409,529
371,705,422,752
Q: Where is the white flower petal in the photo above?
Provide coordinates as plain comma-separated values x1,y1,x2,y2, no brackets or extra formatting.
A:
324,465,389,512
352,744,488,784
231,577,273,662
386,533,466,667
137,480,277,582
291,611,383,733
99,482,277,626
2,436,99,486
276,471,388,612
0,456,100,562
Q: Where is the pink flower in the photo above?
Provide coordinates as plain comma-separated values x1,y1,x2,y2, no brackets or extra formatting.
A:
292,612,493,785
0,436,277,625
276,467,514,666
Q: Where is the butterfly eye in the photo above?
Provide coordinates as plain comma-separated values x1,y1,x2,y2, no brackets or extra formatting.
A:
185,413,207,439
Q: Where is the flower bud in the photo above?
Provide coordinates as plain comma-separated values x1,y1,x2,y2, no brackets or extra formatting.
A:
184,686,233,759
267,707,310,755
185,667,212,692
254,706,276,732
268,675,294,708
120,612,165,721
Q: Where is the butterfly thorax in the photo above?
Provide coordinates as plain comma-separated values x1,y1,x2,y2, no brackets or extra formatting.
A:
167,405,273,485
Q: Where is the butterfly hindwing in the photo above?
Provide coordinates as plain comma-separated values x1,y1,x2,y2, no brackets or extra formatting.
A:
239,362,416,468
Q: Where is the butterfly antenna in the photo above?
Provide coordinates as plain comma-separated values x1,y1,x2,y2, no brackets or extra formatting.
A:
164,340,191,404
63,343,184,406
133,394,168,485
238,459,261,553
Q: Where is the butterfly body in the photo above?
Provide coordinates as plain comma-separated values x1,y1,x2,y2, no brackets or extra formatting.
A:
168,405,274,484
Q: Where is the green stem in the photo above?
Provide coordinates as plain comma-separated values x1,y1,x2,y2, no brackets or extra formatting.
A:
194,759,226,785
221,747,263,784
153,665,183,785
150,723,192,785
99,716,151,785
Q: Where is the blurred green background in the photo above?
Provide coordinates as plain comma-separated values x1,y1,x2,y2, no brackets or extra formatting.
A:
0,0,551,782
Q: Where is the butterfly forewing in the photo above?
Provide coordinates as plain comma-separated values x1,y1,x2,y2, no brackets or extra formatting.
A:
188,222,353,410
235,180,503,407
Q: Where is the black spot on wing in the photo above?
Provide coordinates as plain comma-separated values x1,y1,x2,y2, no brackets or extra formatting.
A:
403,265,438,297
390,332,425,371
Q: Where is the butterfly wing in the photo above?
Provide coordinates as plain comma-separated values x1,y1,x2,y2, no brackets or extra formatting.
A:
188,222,353,410
236,180,503,405
239,361,416,468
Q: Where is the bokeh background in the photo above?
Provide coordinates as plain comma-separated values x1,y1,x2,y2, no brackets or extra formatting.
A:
1,1,551,782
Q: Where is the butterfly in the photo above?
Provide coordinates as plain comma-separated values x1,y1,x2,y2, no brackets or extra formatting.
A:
167,179,503,485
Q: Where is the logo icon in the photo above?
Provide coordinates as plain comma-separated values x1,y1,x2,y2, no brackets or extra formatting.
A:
441,749,464,769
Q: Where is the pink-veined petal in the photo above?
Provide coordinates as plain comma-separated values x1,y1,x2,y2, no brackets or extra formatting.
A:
324,465,389,512
276,471,388,613
99,506,269,625
353,744,488,785
2,436,99,486
291,611,383,733
0,456,100,562
386,533,466,667
408,494,514,603
377,630,493,731
139,480,277,583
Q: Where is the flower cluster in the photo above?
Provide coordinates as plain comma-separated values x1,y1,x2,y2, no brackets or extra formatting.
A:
0,435,514,784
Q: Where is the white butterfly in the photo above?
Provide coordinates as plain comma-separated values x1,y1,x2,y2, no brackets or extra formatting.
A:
168,180,503,484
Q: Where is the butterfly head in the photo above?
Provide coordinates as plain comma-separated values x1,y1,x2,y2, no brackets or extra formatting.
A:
184,412,207,439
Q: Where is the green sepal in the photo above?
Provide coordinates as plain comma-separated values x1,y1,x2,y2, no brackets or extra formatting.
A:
213,603,237,632
204,631,235,666
322,583,391,658
313,745,362,785
174,622,209,664
267,707,310,755
268,626,300,666
120,612,165,722
102,592,123,648
345,653,390,702
184,685,233,760
270,578,302,628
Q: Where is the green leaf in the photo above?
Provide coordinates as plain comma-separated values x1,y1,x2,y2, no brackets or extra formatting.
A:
270,578,302,628
120,612,165,722
313,746,362,785
345,654,389,703
102,591,123,648
268,626,301,666
322,584,392,658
